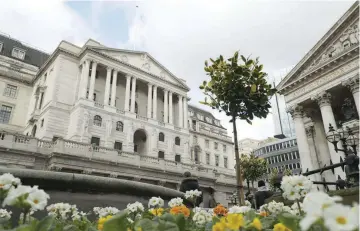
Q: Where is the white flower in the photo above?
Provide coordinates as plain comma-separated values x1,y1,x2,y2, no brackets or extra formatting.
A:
148,197,164,208
290,202,303,216
93,207,119,217
281,175,313,201
0,209,12,220
26,187,49,211
168,197,183,208
228,206,251,214
244,200,252,207
193,209,212,226
47,203,79,220
127,202,144,214
184,189,202,199
2,185,33,207
72,211,87,221
300,192,343,231
323,203,359,231
259,201,288,215
0,173,21,191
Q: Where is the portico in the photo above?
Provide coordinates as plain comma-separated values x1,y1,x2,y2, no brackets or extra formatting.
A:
77,58,189,128
278,3,359,183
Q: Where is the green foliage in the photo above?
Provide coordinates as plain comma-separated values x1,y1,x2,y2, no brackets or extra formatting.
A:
240,154,268,183
200,51,276,124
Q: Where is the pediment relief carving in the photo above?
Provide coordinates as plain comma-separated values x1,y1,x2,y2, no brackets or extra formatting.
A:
299,21,359,78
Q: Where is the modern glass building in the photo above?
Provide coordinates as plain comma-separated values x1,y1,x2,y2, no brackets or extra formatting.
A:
254,137,301,176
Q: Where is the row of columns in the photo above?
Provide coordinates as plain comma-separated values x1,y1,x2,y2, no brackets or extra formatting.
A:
79,60,189,128
288,78,360,180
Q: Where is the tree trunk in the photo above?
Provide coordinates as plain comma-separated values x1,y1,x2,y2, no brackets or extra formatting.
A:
247,179,250,194
232,115,245,206
251,181,255,191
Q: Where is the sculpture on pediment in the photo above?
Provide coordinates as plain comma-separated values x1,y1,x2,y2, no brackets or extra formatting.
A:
330,41,343,57
341,24,359,46
120,55,128,63
159,71,166,79
142,62,151,71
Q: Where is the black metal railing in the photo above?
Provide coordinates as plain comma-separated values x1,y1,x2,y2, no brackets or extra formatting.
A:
300,124,359,192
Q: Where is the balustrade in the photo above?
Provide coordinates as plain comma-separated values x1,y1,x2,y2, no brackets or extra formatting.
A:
0,131,236,184
136,115,148,121
116,109,125,114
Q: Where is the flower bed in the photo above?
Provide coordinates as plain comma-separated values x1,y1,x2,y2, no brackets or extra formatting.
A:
0,173,358,231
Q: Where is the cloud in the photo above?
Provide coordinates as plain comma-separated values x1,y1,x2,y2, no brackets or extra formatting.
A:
0,0,96,53
119,0,353,140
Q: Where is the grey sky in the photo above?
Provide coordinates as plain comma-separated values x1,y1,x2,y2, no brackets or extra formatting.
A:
0,0,354,140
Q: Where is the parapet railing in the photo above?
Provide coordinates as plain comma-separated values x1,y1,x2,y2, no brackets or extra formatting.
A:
0,131,236,183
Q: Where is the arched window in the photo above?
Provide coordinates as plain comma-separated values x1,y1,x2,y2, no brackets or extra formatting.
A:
31,125,37,137
159,132,165,142
135,102,138,114
93,115,102,126
116,121,123,132
175,137,180,146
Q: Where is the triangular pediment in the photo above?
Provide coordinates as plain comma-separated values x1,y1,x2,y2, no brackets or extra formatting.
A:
277,2,359,92
89,47,189,90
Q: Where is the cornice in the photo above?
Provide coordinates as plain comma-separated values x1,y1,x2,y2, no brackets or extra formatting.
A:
279,46,359,94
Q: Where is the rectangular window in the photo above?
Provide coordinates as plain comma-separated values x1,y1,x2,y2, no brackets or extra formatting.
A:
90,137,100,146
206,153,210,165
205,140,209,148
223,144,226,152
0,42,3,52
39,92,44,109
285,154,288,161
12,47,26,60
175,154,181,162
158,151,165,159
215,155,219,167
0,105,12,124
114,141,122,151
214,142,218,150
224,157,228,168
296,151,300,159
41,119,44,127
296,163,300,169
3,84,17,98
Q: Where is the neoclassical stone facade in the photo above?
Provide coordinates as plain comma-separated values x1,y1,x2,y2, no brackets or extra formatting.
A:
277,2,359,183
0,35,236,206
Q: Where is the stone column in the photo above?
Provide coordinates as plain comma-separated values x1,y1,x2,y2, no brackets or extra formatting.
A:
169,92,173,124
111,70,118,107
153,86,158,119
164,90,168,123
183,97,188,129
88,61,97,101
104,67,112,105
80,60,90,99
288,105,315,178
312,91,345,179
147,84,153,118
130,77,137,113
178,95,183,127
342,76,360,115
124,75,131,111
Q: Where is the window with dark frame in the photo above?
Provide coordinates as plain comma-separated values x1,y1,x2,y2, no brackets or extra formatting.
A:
0,105,12,124
4,85,17,98
90,137,100,146
175,137,180,145
158,151,165,159
159,132,165,141
215,155,219,167
114,141,122,151
206,153,210,165
116,121,123,132
224,157,228,168
175,154,181,162
41,119,44,127
93,115,102,126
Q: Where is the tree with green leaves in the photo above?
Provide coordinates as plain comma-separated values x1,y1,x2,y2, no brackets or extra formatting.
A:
199,51,276,205
240,154,268,191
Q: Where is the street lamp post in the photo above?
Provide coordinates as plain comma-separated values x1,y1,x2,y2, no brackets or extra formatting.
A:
326,123,359,187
